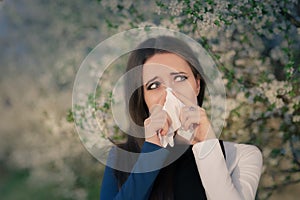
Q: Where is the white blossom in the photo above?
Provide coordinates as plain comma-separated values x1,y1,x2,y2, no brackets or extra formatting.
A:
168,0,184,16
293,115,300,123
101,0,119,13
155,5,162,15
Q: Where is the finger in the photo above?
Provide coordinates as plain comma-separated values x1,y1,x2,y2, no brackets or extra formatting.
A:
182,106,199,113
161,111,172,136
149,90,167,114
165,111,172,126
160,121,169,136
180,108,188,123
181,109,201,130
183,118,197,130
144,117,151,126
180,106,200,122
148,110,170,135
151,110,167,122
149,104,163,115
151,108,171,127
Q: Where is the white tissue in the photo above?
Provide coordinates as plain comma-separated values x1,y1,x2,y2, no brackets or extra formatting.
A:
160,88,194,147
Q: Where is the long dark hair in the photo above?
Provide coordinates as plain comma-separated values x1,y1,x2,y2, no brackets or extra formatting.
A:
114,36,207,199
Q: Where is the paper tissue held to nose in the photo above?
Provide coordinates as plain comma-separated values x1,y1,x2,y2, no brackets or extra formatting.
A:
159,88,195,147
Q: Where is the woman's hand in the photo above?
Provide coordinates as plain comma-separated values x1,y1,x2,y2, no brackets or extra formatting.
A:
144,93,171,147
173,90,216,144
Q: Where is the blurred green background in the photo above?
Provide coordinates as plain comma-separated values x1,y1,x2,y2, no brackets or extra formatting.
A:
0,1,107,199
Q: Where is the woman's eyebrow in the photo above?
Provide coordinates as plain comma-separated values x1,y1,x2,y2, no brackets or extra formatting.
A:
145,76,158,86
170,72,187,75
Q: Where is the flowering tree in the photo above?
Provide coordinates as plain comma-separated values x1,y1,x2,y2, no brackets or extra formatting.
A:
1,0,298,199
94,0,300,199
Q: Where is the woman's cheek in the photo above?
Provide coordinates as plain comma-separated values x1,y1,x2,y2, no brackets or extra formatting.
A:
145,91,161,108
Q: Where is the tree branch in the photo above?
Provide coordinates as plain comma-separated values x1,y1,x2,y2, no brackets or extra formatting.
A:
290,136,300,167
280,4,300,27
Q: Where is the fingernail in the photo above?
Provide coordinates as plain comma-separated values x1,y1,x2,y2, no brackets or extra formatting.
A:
157,128,162,134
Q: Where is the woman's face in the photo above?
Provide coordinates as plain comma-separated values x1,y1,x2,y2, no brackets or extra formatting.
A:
143,53,200,110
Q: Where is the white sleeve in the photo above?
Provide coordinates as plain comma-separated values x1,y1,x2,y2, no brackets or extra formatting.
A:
192,139,263,200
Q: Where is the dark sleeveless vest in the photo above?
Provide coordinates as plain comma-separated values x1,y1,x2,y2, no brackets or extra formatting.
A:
171,140,226,200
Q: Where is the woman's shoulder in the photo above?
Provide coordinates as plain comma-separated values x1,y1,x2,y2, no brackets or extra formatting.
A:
223,140,262,155
222,140,263,170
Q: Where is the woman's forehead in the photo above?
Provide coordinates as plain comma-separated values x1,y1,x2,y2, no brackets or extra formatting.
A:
144,53,189,66
143,53,192,77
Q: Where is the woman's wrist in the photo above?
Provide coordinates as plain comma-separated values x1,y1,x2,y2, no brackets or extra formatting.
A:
192,125,216,144
145,136,162,147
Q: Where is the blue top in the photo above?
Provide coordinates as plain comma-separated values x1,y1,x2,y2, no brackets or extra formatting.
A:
100,140,225,200
100,142,170,200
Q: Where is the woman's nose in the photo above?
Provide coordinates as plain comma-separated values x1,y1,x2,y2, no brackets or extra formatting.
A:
158,88,167,106
161,82,173,91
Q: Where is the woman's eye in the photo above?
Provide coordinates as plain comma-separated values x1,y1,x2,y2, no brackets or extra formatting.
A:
147,82,161,90
174,75,188,82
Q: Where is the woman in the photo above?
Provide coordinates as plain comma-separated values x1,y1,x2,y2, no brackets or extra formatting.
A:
100,36,263,200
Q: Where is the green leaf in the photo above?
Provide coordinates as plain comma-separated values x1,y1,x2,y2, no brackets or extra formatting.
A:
66,109,74,122
270,148,282,158
214,19,220,26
